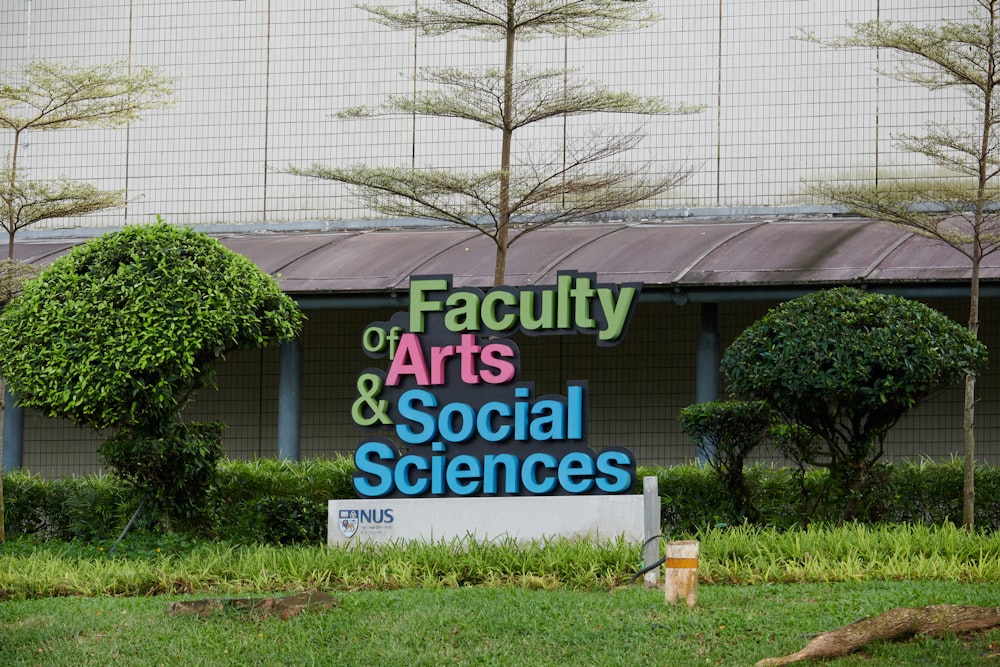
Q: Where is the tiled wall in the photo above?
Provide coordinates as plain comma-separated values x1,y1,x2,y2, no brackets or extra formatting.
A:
0,1,973,228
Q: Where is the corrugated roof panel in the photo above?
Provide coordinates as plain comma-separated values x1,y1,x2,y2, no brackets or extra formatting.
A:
681,219,909,285
529,221,760,286
12,239,79,264
398,229,502,288
218,232,356,275
12,217,1000,295
867,233,1000,282
501,224,637,284
274,228,483,292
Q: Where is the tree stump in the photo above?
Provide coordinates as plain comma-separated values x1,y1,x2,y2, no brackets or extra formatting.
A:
756,605,1000,666
664,540,699,608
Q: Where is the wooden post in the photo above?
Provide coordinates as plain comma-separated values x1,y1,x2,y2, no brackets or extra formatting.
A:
664,539,699,607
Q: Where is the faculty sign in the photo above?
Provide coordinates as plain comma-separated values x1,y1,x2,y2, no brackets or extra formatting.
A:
329,271,655,545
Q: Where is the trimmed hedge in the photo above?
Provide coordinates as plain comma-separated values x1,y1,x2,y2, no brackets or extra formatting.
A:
212,457,355,544
642,459,1000,534
4,471,138,542
3,457,356,545
4,458,1000,544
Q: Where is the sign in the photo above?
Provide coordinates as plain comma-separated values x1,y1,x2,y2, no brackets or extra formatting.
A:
327,495,649,546
349,271,642,499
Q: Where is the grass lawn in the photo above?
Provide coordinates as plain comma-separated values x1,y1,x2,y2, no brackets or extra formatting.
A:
3,581,1000,666
3,524,1000,665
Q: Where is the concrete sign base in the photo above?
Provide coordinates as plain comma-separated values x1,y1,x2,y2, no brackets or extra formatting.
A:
328,492,655,547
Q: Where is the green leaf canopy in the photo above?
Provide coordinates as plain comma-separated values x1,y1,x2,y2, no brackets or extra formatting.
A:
0,223,304,433
721,287,987,455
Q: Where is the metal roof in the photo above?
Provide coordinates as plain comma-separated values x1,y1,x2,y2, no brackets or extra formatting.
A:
12,217,999,304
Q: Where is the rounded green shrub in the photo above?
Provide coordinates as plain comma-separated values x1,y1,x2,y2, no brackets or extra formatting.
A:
722,287,986,518
0,223,304,432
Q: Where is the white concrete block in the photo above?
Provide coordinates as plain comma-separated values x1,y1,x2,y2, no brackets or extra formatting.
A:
328,493,653,546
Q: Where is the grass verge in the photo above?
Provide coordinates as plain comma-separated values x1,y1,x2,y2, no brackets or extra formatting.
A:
2,522,998,600
2,583,999,666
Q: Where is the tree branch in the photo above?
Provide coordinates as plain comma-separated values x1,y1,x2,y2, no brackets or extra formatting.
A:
757,605,1000,666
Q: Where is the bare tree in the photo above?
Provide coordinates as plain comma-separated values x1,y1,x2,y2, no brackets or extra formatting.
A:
0,60,172,542
805,0,1000,528
289,0,700,285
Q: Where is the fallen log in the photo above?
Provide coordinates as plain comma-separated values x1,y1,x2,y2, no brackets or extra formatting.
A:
756,604,1000,666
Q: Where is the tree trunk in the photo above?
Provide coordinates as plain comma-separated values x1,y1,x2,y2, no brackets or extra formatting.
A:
967,0,992,523
494,1,516,287
0,386,5,544
756,605,1000,666
963,370,977,528
963,251,981,528
962,244,981,528
840,461,869,523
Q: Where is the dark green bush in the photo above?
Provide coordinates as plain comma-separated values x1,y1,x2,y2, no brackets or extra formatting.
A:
640,459,1000,535
2,457,356,545
4,458,1000,544
677,400,776,521
0,223,304,433
3,470,137,541
637,465,730,535
99,422,225,534
212,457,356,544
0,224,306,537
722,287,987,521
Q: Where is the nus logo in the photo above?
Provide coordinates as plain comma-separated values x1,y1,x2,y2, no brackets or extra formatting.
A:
338,508,394,539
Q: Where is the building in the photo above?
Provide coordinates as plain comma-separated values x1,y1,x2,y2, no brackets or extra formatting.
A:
1,2,994,474
9,216,999,475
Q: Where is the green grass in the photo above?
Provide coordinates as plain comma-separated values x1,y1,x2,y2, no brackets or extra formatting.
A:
2,583,999,666
2,523,997,599
3,524,1000,665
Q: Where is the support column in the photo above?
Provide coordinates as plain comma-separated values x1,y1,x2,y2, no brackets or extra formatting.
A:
695,303,720,462
277,339,302,462
3,385,24,471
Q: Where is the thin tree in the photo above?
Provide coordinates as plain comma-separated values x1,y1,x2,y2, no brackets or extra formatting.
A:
289,0,700,285
0,59,172,542
0,259,37,543
1,60,174,259
804,0,1000,528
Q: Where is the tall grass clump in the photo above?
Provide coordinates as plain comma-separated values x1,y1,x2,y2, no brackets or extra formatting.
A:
0,536,640,600
2,524,999,601
700,522,1000,584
